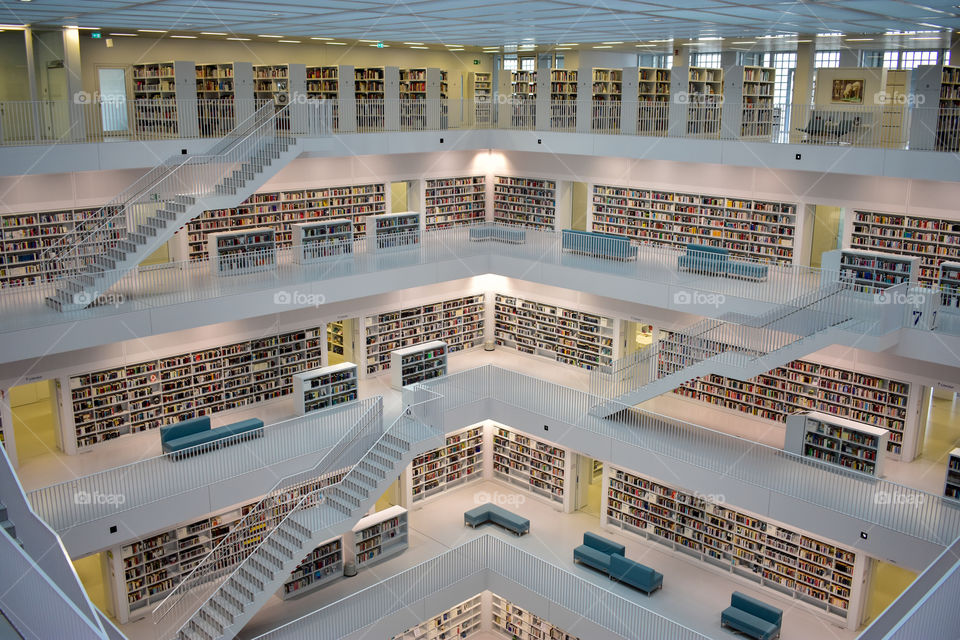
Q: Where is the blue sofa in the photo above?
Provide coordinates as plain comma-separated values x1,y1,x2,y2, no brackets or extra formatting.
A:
463,503,529,535
610,554,663,594
573,532,625,573
468,225,526,244
677,244,769,281
160,416,265,458
562,229,637,261
721,592,783,640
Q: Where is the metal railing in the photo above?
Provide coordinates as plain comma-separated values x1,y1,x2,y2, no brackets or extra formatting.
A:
408,365,960,546
151,396,384,630
27,398,380,532
252,534,710,640
1,97,958,152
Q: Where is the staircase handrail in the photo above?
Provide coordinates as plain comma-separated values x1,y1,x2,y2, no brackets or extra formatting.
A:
43,101,287,280
151,395,382,629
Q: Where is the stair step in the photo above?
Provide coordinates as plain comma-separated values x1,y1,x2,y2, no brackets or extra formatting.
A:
208,599,235,626
156,209,178,221
341,478,371,497
374,441,406,460
136,224,159,237
247,558,275,580
215,184,237,196
198,609,226,635
230,169,255,182
222,580,252,604
350,469,380,490
331,485,365,507
128,232,148,245
105,248,128,261
144,217,167,229
166,201,188,213
325,496,352,515
188,615,219,640
0,519,16,539
257,548,285,569
222,176,246,189
175,195,196,206
366,452,398,472
215,591,243,617
237,568,265,590
359,459,389,479
266,537,296,560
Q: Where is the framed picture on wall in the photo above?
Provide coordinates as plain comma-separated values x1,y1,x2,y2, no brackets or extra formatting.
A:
832,79,864,103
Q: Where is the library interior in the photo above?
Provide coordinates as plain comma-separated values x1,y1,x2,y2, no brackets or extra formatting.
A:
3,1,960,639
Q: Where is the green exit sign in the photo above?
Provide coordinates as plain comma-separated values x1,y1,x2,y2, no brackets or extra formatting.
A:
91,32,102,39
473,59,480,65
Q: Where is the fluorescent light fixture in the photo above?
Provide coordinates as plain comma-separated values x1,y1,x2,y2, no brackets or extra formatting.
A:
369,43,389,47
910,36,941,40
109,33,137,36
648,39,672,43
682,42,706,46
75,26,101,30
137,29,167,33
409,46,429,49
327,42,347,45
226,37,251,41
358,39,379,42
310,37,334,40
200,32,227,36
403,42,424,45
445,44,464,47
593,45,613,49
817,32,844,36
635,44,656,47
170,35,197,39
731,41,756,45
258,34,283,38
601,41,624,44
698,36,723,41
557,43,579,46
278,40,300,43
845,38,874,41
555,47,572,50
795,39,812,43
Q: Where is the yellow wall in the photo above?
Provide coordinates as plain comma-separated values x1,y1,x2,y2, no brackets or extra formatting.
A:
140,242,171,266
809,205,844,268
391,181,408,213
375,477,400,511
0,31,29,101
571,182,587,231
9,380,50,407
864,560,917,626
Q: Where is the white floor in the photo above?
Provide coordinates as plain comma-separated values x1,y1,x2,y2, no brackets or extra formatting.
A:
216,479,859,640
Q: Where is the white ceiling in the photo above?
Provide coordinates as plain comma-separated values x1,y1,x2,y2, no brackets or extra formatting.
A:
3,0,959,46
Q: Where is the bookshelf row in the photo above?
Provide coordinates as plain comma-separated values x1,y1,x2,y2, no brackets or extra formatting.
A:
850,209,960,287
327,320,346,357
353,505,409,568
591,183,798,264
822,248,919,293
67,324,326,450
177,183,386,261
494,294,615,371
364,294,485,376
390,340,448,389
493,426,568,504
410,426,483,502
491,593,579,640
114,473,341,621
493,175,558,231
660,336,912,455
392,595,482,640
945,448,960,500
785,412,889,477
604,465,858,618
293,363,359,415
424,175,486,229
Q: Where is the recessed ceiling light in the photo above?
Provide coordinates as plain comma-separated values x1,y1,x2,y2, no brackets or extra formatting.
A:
109,33,137,36
200,32,227,36
137,29,167,33
258,35,283,38
278,40,300,43
310,37,334,40
601,41,624,45
226,37,251,41
170,35,197,39
404,42,424,45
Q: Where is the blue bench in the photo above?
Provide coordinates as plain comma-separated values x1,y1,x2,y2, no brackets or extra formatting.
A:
677,244,768,281
562,229,637,261
468,225,526,244
610,554,663,594
721,592,782,640
573,531,625,573
160,416,265,458
463,503,529,536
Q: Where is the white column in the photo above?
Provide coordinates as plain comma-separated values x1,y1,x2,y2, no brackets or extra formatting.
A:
62,27,86,142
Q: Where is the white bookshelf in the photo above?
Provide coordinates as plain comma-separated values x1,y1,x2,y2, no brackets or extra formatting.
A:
424,175,486,229
944,448,960,500
351,505,408,568
367,211,421,252
663,336,912,456
253,64,305,105
364,294,485,376
908,65,960,152
178,182,386,260
492,426,569,507
327,320,346,358
722,66,775,139
850,210,960,287
590,183,798,264
110,473,341,622
390,340,447,390
195,62,253,136
472,71,492,124
638,67,671,134
494,294,615,371
282,536,343,599
591,68,622,131
939,261,960,310
67,325,325,450
132,60,198,137
293,363,358,415
408,426,483,503
550,68,578,129
491,593,579,640
292,219,353,264
604,465,861,620
392,595,482,640
354,66,399,129
493,175,558,231
669,66,723,136
822,248,919,293
306,65,354,131
785,411,888,477
207,227,277,275
510,70,537,127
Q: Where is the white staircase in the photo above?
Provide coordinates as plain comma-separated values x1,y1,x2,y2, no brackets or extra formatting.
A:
44,101,330,312
589,283,898,416
159,415,442,640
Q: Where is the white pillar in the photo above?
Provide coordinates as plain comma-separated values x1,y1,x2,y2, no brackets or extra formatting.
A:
62,27,86,142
